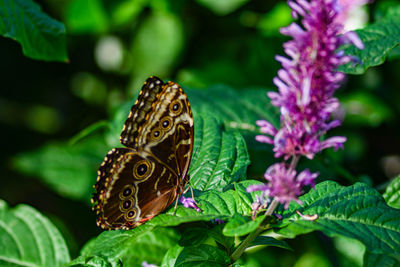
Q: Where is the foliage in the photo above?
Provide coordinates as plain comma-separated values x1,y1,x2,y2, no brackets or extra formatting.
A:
0,200,70,266
339,5,400,74
1,0,400,266
0,0,67,61
383,175,400,209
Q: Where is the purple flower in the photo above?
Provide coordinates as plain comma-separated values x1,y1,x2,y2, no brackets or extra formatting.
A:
179,196,201,212
214,218,225,224
246,185,271,218
256,0,363,160
249,163,318,209
142,262,158,267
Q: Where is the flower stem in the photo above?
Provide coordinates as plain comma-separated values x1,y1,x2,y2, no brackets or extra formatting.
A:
289,155,299,171
230,199,279,263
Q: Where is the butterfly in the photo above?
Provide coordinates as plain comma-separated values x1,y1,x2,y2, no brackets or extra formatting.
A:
92,76,194,230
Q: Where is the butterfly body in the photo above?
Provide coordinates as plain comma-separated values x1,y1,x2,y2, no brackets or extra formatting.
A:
92,76,193,230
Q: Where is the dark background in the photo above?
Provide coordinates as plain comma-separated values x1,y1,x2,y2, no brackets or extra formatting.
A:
1,0,399,265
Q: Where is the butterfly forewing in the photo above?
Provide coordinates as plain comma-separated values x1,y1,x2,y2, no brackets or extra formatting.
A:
120,76,164,149
137,81,194,177
92,76,194,230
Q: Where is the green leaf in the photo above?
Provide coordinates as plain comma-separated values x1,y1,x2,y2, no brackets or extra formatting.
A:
179,227,209,247
0,199,70,266
363,252,400,267
333,236,364,266
175,244,230,267
0,0,67,61
71,225,179,267
341,91,393,127
257,2,292,37
189,114,250,191
147,180,263,227
188,86,280,135
178,225,234,252
161,245,184,267
208,225,235,253
13,135,107,202
130,10,184,95
195,0,249,15
339,6,400,74
383,175,400,209
68,255,113,267
222,213,265,237
275,181,400,256
250,236,292,250
72,180,261,265
65,0,108,34
103,0,149,27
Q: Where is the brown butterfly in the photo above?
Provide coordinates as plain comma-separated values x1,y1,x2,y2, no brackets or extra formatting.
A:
92,76,194,230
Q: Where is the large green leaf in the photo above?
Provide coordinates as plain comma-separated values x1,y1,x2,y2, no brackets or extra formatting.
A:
339,6,400,74
175,244,230,267
13,135,107,202
0,200,70,266
0,0,67,61
161,245,184,267
70,225,179,267
222,213,265,237
275,181,400,256
383,175,400,209
147,180,263,227
178,227,209,247
189,114,250,191
72,180,261,266
208,224,235,253
178,225,235,253
188,85,279,135
249,236,292,250
363,252,400,267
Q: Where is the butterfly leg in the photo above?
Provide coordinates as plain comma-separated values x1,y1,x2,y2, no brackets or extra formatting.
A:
172,196,180,215
189,186,199,205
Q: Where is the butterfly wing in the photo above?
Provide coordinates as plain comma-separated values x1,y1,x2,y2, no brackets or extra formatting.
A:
120,76,164,149
121,78,194,178
93,76,194,230
92,148,182,230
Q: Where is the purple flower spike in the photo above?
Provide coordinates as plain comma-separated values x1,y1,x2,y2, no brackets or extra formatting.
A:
255,120,277,144
255,0,363,160
179,196,201,212
250,0,365,213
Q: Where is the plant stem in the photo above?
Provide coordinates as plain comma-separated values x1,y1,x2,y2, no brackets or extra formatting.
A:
289,155,299,171
230,199,279,263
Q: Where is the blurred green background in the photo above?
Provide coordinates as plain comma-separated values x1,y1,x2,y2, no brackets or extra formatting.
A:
1,0,400,265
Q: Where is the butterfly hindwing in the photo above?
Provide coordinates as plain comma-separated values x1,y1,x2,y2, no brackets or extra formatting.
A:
93,149,183,230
